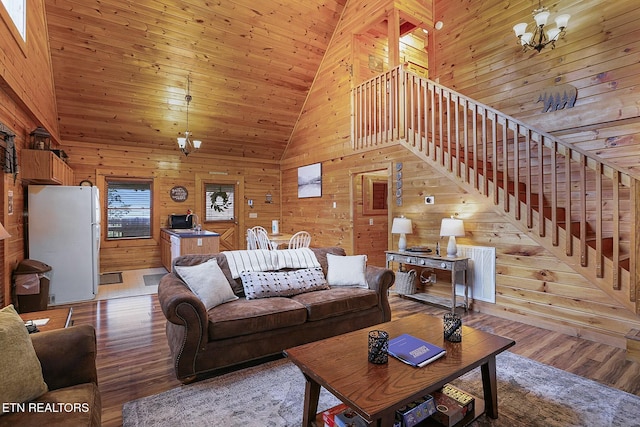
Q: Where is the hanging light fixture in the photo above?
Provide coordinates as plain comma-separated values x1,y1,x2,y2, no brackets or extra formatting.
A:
177,75,202,156
513,0,570,52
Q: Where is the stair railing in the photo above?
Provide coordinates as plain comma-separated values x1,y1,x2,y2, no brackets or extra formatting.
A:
352,65,638,312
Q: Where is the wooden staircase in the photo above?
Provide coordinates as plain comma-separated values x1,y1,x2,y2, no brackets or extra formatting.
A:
351,65,639,314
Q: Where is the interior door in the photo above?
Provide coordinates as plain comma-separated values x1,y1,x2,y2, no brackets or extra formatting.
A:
196,175,244,251
352,168,391,267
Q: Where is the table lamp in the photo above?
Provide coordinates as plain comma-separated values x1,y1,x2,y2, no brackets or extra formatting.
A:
440,217,464,257
391,216,412,251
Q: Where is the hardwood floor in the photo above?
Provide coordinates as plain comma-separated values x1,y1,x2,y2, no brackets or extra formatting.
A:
63,293,640,427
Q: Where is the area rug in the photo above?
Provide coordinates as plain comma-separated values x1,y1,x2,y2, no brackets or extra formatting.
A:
122,351,640,427
143,273,165,287
99,272,122,285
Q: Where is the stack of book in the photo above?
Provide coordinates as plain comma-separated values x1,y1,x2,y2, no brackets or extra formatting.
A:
322,403,368,427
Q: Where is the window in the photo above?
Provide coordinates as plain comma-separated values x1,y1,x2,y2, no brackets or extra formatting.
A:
205,183,235,221
106,179,152,239
0,0,26,41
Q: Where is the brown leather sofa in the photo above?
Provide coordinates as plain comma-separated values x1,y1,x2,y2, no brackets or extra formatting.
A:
158,247,395,383
0,324,101,427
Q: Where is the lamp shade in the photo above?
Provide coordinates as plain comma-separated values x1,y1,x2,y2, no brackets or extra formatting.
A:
0,222,11,240
440,217,464,257
391,217,412,252
554,14,570,29
440,218,464,237
391,217,412,234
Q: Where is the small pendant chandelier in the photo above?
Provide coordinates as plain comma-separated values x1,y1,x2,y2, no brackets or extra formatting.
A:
513,0,570,52
177,75,202,156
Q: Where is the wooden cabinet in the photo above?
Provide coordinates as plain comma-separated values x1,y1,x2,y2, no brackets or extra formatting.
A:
160,230,173,271
21,149,74,185
160,229,220,271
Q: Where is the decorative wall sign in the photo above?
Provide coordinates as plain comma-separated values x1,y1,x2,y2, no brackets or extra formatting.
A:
537,84,577,113
298,163,322,198
368,55,383,72
170,185,188,202
395,162,403,206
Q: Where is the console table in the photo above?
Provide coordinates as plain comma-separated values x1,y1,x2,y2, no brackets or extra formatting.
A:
385,250,469,312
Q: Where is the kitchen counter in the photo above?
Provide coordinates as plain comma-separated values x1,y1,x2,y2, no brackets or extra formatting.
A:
162,228,220,238
160,228,220,271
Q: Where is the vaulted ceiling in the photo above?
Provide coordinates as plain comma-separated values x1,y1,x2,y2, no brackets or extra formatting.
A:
44,0,347,160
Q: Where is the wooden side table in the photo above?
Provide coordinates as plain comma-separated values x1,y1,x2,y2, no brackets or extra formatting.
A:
19,307,73,332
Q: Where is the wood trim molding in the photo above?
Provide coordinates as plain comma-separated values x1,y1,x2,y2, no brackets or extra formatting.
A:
96,168,159,249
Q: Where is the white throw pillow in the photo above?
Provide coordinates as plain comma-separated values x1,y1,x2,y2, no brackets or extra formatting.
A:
175,259,238,310
326,253,368,288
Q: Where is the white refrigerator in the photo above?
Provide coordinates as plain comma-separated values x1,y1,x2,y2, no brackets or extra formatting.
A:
28,185,101,305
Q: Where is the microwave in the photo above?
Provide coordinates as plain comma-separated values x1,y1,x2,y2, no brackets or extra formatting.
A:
168,214,193,229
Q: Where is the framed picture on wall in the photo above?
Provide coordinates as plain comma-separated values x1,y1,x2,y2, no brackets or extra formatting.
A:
298,163,322,198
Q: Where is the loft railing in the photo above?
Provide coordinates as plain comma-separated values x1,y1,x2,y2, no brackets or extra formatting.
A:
352,65,638,313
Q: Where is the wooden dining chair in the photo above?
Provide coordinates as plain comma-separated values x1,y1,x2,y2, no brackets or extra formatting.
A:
288,231,311,249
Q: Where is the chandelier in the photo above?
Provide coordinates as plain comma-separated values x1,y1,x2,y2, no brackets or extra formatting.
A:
513,1,570,52
177,75,202,156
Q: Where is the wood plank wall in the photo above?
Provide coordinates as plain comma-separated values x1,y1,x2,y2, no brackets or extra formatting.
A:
0,87,39,306
281,0,640,347
432,0,640,174
0,0,60,142
65,141,281,272
0,0,59,305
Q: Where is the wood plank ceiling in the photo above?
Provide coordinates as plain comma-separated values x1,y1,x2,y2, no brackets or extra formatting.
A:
44,0,347,160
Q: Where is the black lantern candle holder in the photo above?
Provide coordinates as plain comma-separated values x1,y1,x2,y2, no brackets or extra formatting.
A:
443,312,462,342
368,330,389,364
30,127,51,150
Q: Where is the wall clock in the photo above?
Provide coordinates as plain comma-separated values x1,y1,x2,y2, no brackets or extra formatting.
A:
79,179,93,187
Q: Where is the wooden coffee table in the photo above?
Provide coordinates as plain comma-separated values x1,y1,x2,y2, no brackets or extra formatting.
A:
284,313,515,426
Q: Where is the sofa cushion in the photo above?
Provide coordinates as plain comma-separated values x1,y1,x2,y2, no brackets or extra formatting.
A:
326,253,368,288
0,383,101,427
214,254,244,295
311,247,346,277
0,305,48,413
174,259,238,310
207,298,308,340
240,268,329,300
291,287,379,321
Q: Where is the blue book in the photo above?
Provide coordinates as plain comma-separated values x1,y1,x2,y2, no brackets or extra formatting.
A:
388,333,446,367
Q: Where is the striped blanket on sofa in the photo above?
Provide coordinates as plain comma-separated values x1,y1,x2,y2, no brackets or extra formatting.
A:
223,248,321,279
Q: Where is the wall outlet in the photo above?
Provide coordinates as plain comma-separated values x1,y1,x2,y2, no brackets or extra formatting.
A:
369,218,374,225
332,201,337,208
197,238,203,246
425,196,435,204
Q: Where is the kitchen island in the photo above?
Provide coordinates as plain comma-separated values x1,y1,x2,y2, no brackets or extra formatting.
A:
160,228,220,271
